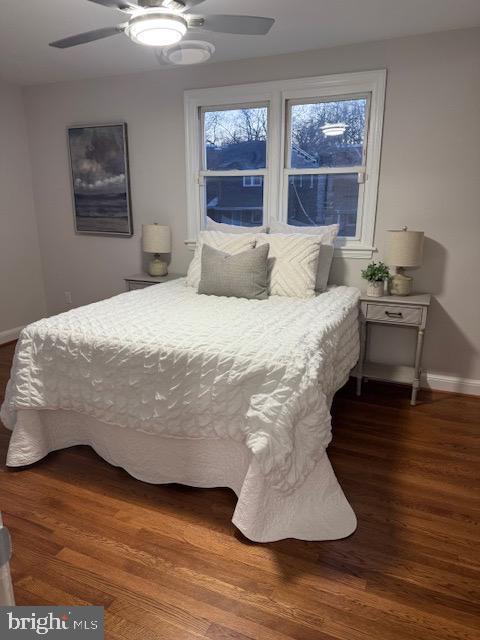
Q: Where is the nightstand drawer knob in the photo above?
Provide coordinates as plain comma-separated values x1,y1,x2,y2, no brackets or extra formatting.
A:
385,311,403,318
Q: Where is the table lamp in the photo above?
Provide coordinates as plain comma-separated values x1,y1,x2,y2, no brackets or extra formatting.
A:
386,227,424,296
142,224,171,277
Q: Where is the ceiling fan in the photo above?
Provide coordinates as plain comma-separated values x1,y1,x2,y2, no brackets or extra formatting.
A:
49,0,275,49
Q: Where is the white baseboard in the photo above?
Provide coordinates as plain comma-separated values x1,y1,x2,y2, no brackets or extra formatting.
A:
422,373,480,396
0,326,23,346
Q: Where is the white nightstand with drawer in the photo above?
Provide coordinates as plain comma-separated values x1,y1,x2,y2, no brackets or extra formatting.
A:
354,293,431,405
124,273,184,291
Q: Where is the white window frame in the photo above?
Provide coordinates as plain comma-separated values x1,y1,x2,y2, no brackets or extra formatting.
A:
184,70,386,258
285,92,370,242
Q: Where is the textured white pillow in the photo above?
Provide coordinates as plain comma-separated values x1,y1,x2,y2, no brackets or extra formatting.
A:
268,222,339,292
256,233,321,298
269,222,339,243
186,231,256,289
206,218,267,234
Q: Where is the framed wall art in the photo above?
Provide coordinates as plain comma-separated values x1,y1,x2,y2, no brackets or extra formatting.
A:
67,123,133,236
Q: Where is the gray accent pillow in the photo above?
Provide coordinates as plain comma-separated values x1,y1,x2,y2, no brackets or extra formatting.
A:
198,243,269,300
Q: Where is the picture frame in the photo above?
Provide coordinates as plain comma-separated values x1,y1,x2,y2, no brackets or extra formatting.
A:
67,123,133,237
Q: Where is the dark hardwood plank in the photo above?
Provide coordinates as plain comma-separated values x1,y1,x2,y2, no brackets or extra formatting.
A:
0,342,479,640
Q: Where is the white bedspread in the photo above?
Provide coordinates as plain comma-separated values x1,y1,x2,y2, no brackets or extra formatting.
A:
1,280,359,493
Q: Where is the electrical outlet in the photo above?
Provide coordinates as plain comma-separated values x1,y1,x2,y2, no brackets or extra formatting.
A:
64,291,72,305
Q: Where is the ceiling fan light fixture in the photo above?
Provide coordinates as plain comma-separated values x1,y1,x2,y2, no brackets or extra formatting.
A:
49,3,276,50
164,40,215,65
126,13,187,47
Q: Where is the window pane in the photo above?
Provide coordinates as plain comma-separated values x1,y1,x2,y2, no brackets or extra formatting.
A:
287,174,359,237
204,107,267,170
290,98,367,168
206,176,263,226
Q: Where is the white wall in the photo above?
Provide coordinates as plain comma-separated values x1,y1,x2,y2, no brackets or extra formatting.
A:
0,79,46,342
22,27,480,387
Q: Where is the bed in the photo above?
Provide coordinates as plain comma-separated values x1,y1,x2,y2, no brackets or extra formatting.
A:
1,278,360,542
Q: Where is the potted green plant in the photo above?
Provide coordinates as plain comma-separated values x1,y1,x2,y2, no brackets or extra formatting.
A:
361,261,390,297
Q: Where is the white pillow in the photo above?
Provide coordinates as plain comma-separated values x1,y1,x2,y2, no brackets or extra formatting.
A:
256,233,321,298
186,230,257,289
269,222,339,243
268,222,339,292
206,218,267,234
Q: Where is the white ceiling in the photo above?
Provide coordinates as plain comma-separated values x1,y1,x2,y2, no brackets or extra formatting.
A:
1,0,479,85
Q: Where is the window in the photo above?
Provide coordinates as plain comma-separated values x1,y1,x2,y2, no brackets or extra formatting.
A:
206,176,264,225
286,96,368,237
185,71,385,257
287,174,360,236
201,105,267,227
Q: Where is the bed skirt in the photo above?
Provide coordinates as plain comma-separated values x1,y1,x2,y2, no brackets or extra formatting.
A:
5,409,357,543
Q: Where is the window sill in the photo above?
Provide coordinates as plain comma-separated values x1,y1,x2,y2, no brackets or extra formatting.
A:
334,246,376,259
185,239,375,259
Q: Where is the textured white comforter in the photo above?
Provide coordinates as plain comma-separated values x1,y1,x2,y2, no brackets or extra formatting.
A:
1,280,359,492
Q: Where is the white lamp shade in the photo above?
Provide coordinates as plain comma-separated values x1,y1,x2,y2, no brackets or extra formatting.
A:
142,224,171,254
386,229,424,267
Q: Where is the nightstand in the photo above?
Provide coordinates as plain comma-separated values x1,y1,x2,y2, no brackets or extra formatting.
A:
353,293,431,405
124,273,184,291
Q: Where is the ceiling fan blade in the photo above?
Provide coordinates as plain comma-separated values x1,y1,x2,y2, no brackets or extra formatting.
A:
87,0,137,10
201,15,275,35
49,25,125,49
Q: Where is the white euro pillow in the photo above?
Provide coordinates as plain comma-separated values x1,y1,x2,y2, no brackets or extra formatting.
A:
268,222,339,292
186,230,257,289
269,222,339,243
206,218,267,234
256,233,321,298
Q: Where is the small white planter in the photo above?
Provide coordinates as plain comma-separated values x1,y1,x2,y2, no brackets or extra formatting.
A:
366,280,384,297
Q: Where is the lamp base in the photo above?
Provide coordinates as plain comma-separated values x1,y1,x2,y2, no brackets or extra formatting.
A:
148,254,168,277
390,268,412,296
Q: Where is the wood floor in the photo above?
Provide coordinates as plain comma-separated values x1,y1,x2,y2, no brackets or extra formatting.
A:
1,340,479,640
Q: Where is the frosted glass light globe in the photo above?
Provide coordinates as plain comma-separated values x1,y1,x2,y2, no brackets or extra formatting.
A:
127,14,187,47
